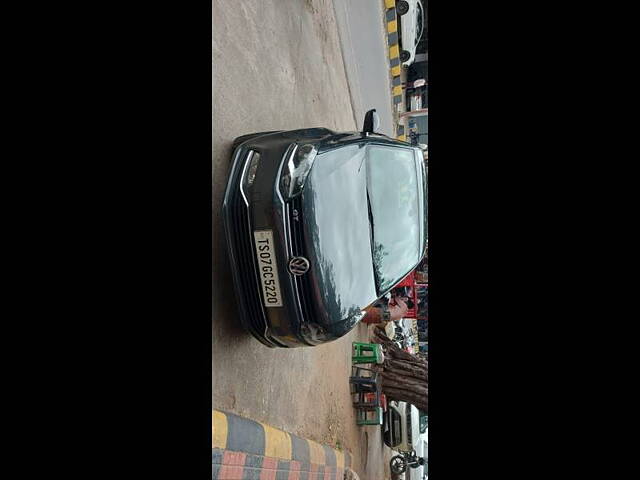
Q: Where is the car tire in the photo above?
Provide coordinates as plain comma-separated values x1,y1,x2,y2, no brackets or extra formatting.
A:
390,455,408,474
400,50,411,63
396,0,409,16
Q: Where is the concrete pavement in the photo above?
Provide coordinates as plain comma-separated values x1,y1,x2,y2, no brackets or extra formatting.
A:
213,0,378,477
332,0,396,137
213,1,401,477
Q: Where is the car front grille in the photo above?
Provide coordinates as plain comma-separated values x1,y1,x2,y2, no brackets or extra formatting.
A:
287,197,318,325
227,156,270,341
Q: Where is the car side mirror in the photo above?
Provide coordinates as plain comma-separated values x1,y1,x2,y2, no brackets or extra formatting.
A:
362,109,380,134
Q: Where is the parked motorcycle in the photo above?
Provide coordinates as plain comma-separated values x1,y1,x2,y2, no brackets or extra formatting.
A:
390,450,426,474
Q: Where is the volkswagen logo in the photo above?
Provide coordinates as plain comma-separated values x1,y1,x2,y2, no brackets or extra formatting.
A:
288,256,310,276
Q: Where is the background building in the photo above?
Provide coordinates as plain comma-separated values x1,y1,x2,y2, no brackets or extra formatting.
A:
404,30,427,145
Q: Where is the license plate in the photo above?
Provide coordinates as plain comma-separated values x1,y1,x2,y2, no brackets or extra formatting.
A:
253,230,283,307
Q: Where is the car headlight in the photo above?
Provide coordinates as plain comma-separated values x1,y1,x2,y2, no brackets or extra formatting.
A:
279,144,318,198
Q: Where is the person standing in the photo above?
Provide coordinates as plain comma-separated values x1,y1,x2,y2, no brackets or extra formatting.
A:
362,295,409,325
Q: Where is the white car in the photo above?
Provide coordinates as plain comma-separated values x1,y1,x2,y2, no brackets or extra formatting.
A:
383,401,421,452
395,0,425,65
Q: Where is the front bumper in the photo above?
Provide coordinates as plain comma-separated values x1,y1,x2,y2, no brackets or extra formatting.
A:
222,134,314,348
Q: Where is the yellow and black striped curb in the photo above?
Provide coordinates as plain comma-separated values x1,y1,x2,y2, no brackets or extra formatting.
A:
212,409,352,472
384,0,407,141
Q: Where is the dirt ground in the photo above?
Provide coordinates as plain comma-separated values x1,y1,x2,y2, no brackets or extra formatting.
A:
213,1,393,478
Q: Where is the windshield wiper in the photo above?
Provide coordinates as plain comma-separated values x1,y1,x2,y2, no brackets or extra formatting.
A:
366,189,381,294
366,189,375,231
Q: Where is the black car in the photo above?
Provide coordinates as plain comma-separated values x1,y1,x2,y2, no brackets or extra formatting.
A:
222,110,427,348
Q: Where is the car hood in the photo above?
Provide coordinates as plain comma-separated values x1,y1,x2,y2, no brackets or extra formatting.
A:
299,146,378,334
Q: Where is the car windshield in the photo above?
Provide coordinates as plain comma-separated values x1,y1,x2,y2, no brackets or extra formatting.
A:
366,145,421,292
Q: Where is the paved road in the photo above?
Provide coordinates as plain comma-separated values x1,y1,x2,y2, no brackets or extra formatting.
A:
212,1,393,478
332,0,395,137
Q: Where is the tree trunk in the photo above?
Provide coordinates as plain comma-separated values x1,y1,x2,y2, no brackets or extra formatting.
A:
385,359,427,380
373,326,428,412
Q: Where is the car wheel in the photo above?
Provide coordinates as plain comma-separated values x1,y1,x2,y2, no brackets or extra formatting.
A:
396,0,409,16
390,455,407,474
400,50,411,63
